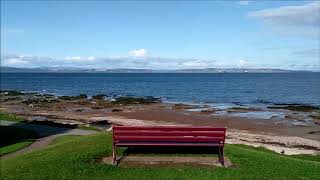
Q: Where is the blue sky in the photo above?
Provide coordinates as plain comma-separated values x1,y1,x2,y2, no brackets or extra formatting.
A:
1,1,319,70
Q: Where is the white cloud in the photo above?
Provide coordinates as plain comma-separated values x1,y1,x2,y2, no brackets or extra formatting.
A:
238,1,249,5
64,56,81,60
128,49,147,57
64,56,96,62
239,59,249,66
1,53,319,71
2,58,29,67
87,56,96,61
248,2,320,27
276,30,320,39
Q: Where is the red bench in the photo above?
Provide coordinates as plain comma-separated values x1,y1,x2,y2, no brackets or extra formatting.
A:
112,126,227,166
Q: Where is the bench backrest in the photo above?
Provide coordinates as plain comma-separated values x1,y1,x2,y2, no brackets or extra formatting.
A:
113,126,226,144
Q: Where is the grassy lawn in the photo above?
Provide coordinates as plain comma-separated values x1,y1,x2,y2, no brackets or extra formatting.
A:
1,133,319,180
0,110,26,122
1,141,34,155
0,126,38,156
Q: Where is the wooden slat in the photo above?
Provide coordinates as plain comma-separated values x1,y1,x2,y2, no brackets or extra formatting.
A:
113,126,226,132
114,136,224,142
114,131,225,137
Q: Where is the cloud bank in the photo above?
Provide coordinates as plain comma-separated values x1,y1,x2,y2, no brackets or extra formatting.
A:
128,49,147,57
248,1,320,39
248,1,320,27
1,53,319,71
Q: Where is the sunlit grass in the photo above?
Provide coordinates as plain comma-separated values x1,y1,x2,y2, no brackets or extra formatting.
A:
1,133,319,180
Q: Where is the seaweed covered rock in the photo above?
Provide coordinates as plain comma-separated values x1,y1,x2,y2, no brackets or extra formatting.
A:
22,98,60,104
0,97,22,102
268,105,320,112
309,115,320,120
173,103,195,109
59,94,87,100
112,96,161,105
0,90,25,96
112,109,123,112
92,94,107,100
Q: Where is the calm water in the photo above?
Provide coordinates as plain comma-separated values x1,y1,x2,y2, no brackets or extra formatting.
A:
1,73,320,106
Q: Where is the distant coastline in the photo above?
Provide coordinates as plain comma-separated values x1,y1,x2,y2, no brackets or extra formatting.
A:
1,66,317,73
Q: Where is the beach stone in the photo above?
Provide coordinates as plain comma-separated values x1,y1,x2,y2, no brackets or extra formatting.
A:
112,109,123,112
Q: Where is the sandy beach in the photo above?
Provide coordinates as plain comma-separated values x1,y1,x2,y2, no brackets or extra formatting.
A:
1,91,320,155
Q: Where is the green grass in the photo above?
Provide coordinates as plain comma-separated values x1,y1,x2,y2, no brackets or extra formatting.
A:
289,154,320,163
0,126,38,156
0,110,26,122
1,133,320,180
0,141,34,155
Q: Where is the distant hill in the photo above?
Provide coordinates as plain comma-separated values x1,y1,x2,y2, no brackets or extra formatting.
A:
1,67,51,73
172,68,293,73
0,66,300,73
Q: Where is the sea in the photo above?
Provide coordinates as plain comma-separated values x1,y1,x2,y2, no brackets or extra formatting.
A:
1,73,320,107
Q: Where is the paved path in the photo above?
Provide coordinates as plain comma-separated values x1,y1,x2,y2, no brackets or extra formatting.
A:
1,120,97,159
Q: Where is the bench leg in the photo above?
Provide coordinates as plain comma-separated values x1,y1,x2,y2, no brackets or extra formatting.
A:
112,143,117,165
218,147,225,167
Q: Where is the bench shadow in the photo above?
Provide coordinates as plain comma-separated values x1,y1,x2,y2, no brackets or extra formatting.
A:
117,146,220,165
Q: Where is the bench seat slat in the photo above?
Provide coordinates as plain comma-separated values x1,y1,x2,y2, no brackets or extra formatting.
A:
113,126,226,131
114,136,224,142
114,131,225,137
115,142,223,147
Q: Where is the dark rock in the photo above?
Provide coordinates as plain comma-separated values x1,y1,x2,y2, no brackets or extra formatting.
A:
0,97,22,102
268,105,320,112
59,96,75,100
78,94,88,99
113,96,161,105
200,109,216,113
59,94,87,100
173,104,195,109
309,115,320,120
284,115,294,119
0,90,25,96
227,107,261,113
91,106,104,110
112,109,123,112
308,131,320,134
22,99,60,104
92,94,107,100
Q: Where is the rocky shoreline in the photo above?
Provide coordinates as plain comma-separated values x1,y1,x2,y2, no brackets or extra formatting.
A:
1,90,320,155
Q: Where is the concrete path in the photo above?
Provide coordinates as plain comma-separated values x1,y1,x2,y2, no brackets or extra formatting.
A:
1,120,97,159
